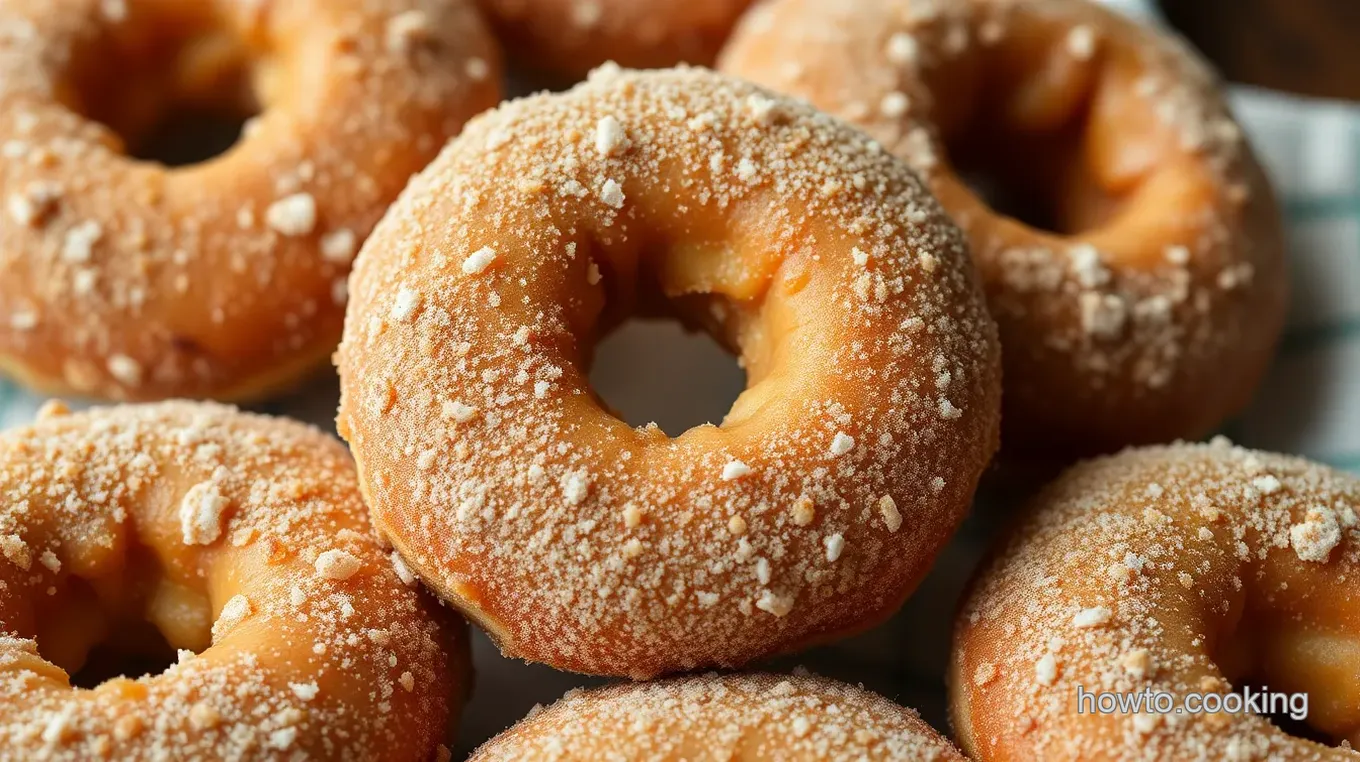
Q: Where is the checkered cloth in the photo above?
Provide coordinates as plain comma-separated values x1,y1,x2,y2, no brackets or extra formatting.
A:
2,0,1358,752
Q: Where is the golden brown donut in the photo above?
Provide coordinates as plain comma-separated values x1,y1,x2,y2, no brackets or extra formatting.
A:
951,442,1360,760
0,401,468,760
720,0,1288,454
0,0,500,402
476,0,754,78
469,673,967,760
336,66,1002,678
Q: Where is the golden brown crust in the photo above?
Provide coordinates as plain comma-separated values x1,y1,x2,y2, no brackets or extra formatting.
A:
337,66,1002,678
0,0,501,402
720,0,1288,454
951,442,1360,760
476,0,754,78
469,673,967,761
0,402,468,761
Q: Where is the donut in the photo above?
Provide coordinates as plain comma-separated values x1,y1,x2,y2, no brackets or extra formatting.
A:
0,0,500,402
469,673,967,760
720,0,1287,454
476,0,754,78
0,402,468,760
336,66,1002,678
950,442,1360,759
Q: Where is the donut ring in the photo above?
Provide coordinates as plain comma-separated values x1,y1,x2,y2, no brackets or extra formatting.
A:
470,673,966,760
0,402,467,760
476,0,754,78
337,66,1002,678
0,0,500,401
720,0,1287,454
951,443,1360,759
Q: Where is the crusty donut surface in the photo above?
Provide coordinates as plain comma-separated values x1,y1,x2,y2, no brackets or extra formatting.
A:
0,402,467,761
720,0,1287,454
476,0,754,78
337,66,1002,678
951,442,1360,760
469,673,967,761
0,0,500,401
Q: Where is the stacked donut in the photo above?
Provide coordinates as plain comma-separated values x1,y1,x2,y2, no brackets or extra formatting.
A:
2,0,1350,760
0,0,501,401
720,0,1286,454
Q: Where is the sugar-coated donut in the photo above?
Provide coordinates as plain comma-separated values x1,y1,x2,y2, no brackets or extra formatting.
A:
720,0,1287,454
337,66,1001,678
476,0,754,78
469,673,967,760
0,0,500,401
0,402,467,760
951,442,1360,760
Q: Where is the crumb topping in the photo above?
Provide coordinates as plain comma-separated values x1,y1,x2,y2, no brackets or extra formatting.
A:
264,193,318,238
179,480,231,546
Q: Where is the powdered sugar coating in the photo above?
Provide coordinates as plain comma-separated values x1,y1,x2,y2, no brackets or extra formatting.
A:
469,673,966,760
337,66,1001,678
0,0,500,401
0,402,467,760
952,443,1360,759
721,0,1287,454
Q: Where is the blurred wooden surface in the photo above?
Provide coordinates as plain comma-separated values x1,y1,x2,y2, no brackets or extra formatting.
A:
1160,0,1360,101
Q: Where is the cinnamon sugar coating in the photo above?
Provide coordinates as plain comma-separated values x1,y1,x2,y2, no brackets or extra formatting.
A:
0,0,500,401
470,673,967,761
721,0,1287,454
0,402,468,760
337,66,1002,678
476,0,754,78
952,442,1360,760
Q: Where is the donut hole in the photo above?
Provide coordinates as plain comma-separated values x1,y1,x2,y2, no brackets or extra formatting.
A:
30,545,211,687
61,4,263,167
931,12,1174,239
128,106,255,167
1234,680,1334,745
589,318,747,436
946,123,1104,236
1211,611,1360,747
68,622,179,689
